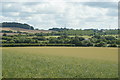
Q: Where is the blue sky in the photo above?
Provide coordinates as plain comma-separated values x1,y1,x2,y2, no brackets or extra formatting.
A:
0,0,118,30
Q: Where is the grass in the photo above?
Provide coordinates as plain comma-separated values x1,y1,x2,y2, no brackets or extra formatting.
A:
44,36,92,39
27,35,117,39
2,47,118,78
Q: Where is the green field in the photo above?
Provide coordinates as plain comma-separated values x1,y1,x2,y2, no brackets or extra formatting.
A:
2,47,118,78
44,35,92,39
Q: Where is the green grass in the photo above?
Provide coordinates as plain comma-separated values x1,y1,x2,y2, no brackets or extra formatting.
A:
44,35,92,39
27,35,117,39
45,36,60,38
2,47,118,78
104,35,118,38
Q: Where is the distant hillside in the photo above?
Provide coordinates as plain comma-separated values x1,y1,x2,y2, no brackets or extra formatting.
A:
0,22,54,35
0,22,34,30
0,27,53,36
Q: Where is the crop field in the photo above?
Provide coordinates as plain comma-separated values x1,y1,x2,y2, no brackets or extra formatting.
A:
2,47,118,78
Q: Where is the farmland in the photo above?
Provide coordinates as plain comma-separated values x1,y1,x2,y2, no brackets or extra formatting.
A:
2,47,118,78
0,27,53,34
1,22,119,78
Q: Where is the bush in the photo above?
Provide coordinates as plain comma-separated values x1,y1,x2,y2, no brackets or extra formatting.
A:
95,42,107,47
3,33,7,36
108,44,117,47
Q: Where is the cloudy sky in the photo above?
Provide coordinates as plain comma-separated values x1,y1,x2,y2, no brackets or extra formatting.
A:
0,0,118,30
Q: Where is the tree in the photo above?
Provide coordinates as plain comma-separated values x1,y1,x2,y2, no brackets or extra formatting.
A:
58,35,68,39
33,37,46,41
95,41,107,47
78,37,85,41
108,44,117,47
76,40,93,47
9,40,15,43
71,37,80,44
104,36,116,40
93,34,101,39
49,37,57,43
3,33,7,36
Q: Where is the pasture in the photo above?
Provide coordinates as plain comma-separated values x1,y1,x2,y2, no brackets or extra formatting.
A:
2,47,118,78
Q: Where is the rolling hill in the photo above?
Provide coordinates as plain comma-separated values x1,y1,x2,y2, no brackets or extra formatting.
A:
0,22,34,30
0,22,54,35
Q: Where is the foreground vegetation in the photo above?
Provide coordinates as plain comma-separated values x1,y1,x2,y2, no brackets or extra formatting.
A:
2,47,118,78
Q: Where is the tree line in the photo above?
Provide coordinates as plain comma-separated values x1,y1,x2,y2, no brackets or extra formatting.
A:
1,33,119,47
1,29,118,36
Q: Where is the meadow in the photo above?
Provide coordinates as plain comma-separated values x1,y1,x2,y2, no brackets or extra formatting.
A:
2,47,118,78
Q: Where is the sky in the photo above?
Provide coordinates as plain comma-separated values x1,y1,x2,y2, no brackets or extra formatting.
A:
0,0,119,30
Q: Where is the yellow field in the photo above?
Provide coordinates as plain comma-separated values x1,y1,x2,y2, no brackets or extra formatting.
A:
2,47,118,78
3,47,118,62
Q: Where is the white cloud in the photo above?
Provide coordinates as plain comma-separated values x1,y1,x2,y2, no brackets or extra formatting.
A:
1,0,119,2
1,2,118,29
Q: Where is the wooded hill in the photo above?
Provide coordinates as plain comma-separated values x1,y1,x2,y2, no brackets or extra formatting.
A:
0,22,34,30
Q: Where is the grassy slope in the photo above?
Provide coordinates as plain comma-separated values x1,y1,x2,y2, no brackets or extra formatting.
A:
2,47,118,78
0,27,53,33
